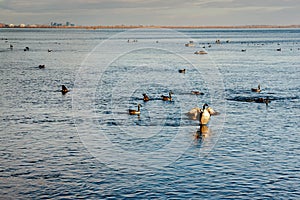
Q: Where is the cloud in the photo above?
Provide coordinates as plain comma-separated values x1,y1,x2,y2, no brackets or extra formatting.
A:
0,0,181,12
0,0,299,25
197,0,299,9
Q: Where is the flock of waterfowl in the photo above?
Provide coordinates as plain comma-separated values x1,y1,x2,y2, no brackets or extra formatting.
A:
3,37,283,130
227,84,271,106
129,92,215,126
5,43,70,95
125,38,278,128
127,66,217,127
125,38,277,128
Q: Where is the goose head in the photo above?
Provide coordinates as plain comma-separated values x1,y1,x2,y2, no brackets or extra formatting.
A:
202,103,209,110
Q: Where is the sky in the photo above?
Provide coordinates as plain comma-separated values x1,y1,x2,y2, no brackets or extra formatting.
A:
0,0,299,26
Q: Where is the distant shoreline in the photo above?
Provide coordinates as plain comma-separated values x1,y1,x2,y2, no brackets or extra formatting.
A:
1,24,300,29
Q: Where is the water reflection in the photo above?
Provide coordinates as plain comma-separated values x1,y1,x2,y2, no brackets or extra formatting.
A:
193,125,211,144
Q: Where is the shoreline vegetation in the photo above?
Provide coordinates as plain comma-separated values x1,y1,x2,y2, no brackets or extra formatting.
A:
1,24,300,29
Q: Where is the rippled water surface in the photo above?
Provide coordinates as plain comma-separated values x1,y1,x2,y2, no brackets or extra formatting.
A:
1,28,300,199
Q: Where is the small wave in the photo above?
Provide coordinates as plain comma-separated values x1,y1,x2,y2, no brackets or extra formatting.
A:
227,95,299,102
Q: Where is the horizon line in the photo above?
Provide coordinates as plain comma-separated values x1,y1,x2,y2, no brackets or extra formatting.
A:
1,23,300,29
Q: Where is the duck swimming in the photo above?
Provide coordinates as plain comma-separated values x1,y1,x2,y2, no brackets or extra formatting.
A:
194,50,207,54
38,64,45,69
191,91,204,95
61,85,69,94
178,69,186,73
129,104,142,115
143,93,149,101
255,97,270,106
251,84,261,93
161,91,173,101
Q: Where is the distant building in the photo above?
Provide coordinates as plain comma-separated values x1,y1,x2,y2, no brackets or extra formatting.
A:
51,21,75,27
50,22,63,26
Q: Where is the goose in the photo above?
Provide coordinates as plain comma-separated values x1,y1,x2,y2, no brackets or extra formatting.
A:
187,105,216,120
129,104,142,115
143,93,149,101
191,91,204,95
178,69,186,73
38,64,45,69
61,85,69,94
251,84,261,93
161,91,173,101
199,103,211,125
194,50,207,55
255,97,270,106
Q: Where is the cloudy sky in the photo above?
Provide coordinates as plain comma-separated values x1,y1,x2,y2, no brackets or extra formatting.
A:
1,0,299,26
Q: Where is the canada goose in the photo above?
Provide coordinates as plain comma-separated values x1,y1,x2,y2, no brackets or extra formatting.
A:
143,93,149,101
178,69,186,73
185,41,195,47
129,104,142,115
199,103,211,125
251,84,261,93
38,64,45,69
61,85,69,94
187,105,217,120
191,91,204,95
161,91,173,101
255,97,270,106
194,50,207,55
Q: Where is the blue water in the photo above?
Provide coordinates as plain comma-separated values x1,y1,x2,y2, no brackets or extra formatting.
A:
0,28,300,199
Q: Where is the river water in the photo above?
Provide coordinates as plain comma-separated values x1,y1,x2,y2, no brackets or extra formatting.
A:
0,28,299,199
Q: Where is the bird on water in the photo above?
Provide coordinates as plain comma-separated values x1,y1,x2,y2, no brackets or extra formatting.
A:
61,85,69,94
199,103,211,125
161,91,173,101
143,93,150,101
251,84,261,93
129,104,142,115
